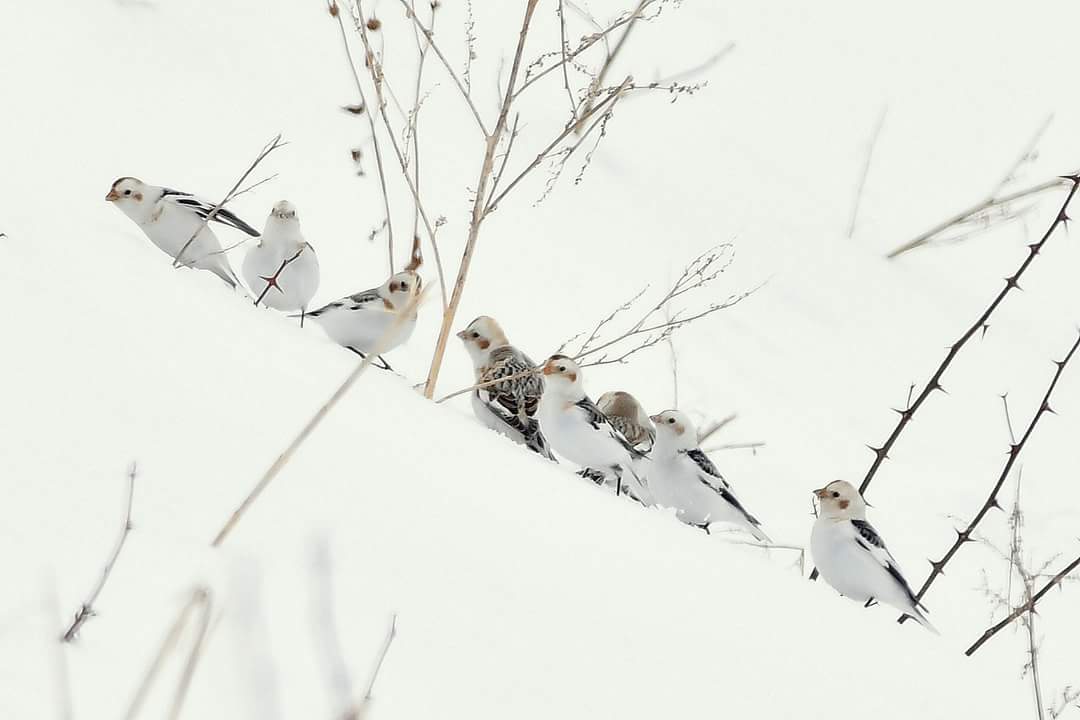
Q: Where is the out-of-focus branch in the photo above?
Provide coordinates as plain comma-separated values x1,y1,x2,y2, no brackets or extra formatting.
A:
63,463,137,642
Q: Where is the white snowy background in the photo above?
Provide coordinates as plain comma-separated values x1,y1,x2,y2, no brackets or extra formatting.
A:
3,0,1080,717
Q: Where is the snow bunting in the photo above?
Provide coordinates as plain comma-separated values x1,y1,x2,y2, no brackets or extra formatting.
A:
304,270,421,363
597,391,655,453
457,316,555,460
537,355,650,501
106,177,256,287
648,410,770,541
242,201,320,316
811,480,936,632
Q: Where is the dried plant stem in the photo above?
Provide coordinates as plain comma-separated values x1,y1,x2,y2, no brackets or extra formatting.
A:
211,289,428,546
847,105,886,239
885,177,1066,259
62,463,137,642
697,413,736,445
908,330,1080,610
174,135,286,269
167,594,214,720
332,2,395,272
809,176,1079,581
123,588,211,720
966,553,1080,656
574,0,645,132
351,1,449,308
422,0,541,399
343,614,398,719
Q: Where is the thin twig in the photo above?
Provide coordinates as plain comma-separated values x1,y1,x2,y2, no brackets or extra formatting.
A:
556,0,577,115
211,288,429,546
847,105,887,239
63,462,137,642
252,245,308,307
697,413,736,445
332,1,395,273
992,114,1054,196
343,614,398,719
574,0,644,133
702,441,766,453
967,552,1080,656
809,176,1080,581
167,593,214,720
907,330,1080,610
886,176,1066,259
394,0,490,137
173,135,286,268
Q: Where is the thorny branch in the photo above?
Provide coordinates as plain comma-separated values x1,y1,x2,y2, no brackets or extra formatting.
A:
905,329,1080,613
967,552,1080,656
252,245,309,309
809,175,1080,581
173,135,287,269
63,463,137,642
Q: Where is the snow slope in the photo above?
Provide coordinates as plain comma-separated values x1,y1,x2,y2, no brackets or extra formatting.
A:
3,0,1080,717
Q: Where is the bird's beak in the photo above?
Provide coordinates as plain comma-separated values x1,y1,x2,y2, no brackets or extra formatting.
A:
105,189,120,202
649,414,661,423
455,330,467,340
813,487,830,499
541,363,555,376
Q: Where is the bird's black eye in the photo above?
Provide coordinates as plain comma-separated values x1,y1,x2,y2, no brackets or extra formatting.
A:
471,332,479,339
123,189,131,196
400,282,408,290
558,365,566,372
668,418,675,424
831,491,840,498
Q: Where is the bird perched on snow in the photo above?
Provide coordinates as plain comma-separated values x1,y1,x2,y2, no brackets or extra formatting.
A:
304,241,423,366
648,410,770,542
537,355,650,502
811,480,936,632
106,177,257,288
457,316,554,460
597,391,655,453
242,201,320,318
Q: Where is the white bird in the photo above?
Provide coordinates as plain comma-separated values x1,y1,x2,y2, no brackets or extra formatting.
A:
242,201,320,317
597,391,655,453
811,480,936,632
106,176,256,287
648,410,770,542
303,269,421,366
536,355,650,502
457,316,554,460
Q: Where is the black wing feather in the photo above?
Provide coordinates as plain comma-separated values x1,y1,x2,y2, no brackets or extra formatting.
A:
574,397,644,458
162,188,260,237
851,519,922,607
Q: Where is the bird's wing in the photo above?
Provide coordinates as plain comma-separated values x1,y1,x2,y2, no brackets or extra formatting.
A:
306,287,383,318
160,188,260,237
683,448,731,489
574,397,644,458
480,347,544,423
851,519,922,607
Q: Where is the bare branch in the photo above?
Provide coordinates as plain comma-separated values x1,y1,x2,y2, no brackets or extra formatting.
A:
62,462,137,642
174,135,286,269
251,245,310,309
910,330,1080,611
697,413,737,444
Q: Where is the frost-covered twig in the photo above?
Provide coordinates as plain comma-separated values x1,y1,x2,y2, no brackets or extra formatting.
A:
173,134,286,269
211,287,429,546
62,462,137,642
909,330,1080,610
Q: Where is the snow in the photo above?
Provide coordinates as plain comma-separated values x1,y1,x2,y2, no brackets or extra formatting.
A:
3,0,1080,717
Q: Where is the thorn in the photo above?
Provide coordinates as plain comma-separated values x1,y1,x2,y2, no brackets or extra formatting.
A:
1057,173,1080,185
956,529,970,544
867,445,888,462
989,498,1003,511
1042,402,1055,415
930,559,946,575
1009,443,1021,456
981,323,990,339
1004,275,1021,291
1028,242,1041,255
1059,210,1072,225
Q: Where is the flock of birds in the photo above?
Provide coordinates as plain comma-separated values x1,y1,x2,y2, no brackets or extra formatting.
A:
105,175,937,633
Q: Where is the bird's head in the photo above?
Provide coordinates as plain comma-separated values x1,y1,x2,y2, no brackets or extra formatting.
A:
106,177,151,220
600,391,652,427
269,200,298,222
813,480,866,520
456,315,509,365
540,354,584,395
649,409,697,450
383,270,422,308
